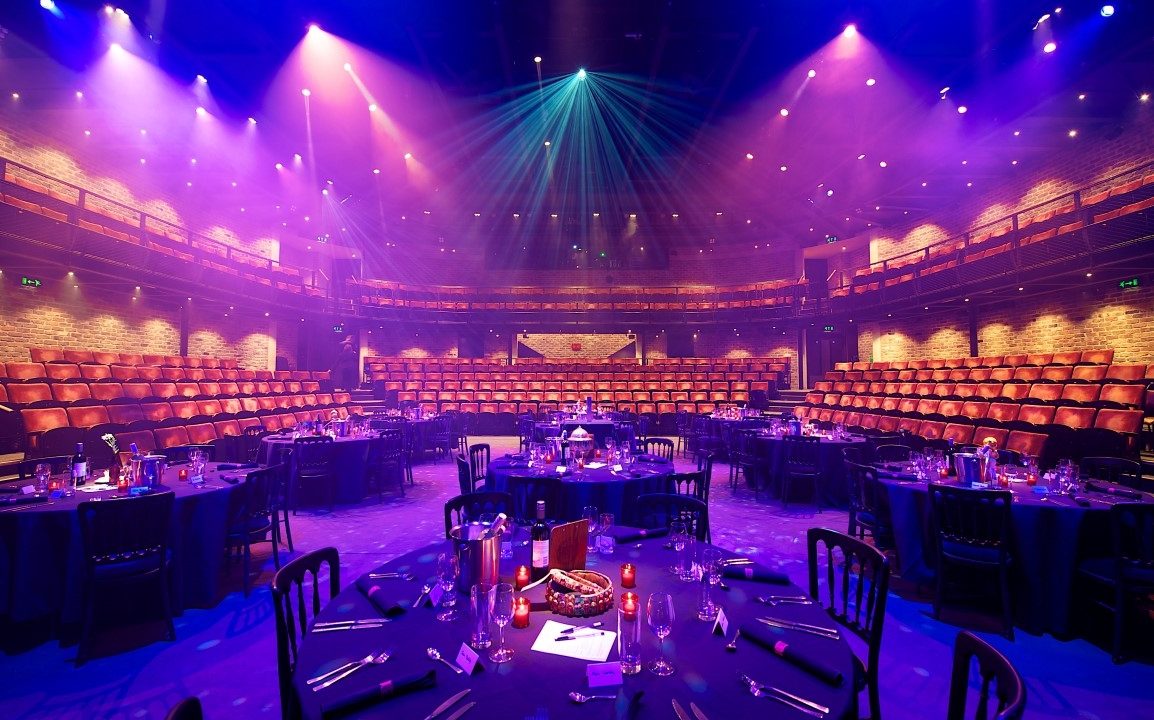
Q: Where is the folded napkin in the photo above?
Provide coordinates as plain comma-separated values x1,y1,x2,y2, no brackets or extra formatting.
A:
504,453,526,460
634,454,670,464
722,563,790,585
739,623,844,686
216,462,259,471
606,526,669,543
355,576,408,619
1085,481,1143,501
0,494,50,507
320,669,436,718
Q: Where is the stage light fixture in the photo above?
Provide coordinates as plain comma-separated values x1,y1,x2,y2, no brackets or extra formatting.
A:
1043,41,1057,53
957,105,968,114
196,74,207,84
807,69,816,78
195,106,206,116
576,68,587,80
534,56,542,63
247,117,257,125
1100,5,1114,17
842,24,857,38
40,0,56,10
343,63,352,72
301,88,311,97
779,108,789,117
403,152,412,159
745,152,754,160
866,78,876,86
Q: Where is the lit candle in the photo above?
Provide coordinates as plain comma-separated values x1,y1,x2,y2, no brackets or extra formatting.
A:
1026,472,1038,487
620,563,636,588
514,565,530,590
621,591,639,620
178,468,189,482
512,596,531,628
938,467,949,479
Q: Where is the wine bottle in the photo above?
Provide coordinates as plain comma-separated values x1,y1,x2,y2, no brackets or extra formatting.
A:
530,500,550,581
71,442,88,487
483,512,509,538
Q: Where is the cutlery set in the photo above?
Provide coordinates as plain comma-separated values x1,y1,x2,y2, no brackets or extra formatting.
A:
672,698,712,720
740,673,829,717
309,650,391,691
369,571,416,581
758,616,841,640
312,618,391,633
755,594,814,607
422,688,473,720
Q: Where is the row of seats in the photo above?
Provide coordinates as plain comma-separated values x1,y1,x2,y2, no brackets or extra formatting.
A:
0,362,330,384
798,396,1142,430
364,357,791,374
386,378,777,393
408,399,725,416
28,348,240,368
1,381,332,407
829,350,1114,374
804,382,1146,409
819,363,1151,386
402,388,752,405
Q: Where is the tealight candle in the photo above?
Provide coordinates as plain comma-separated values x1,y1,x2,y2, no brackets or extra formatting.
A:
620,563,636,588
178,468,189,482
938,467,950,479
1026,472,1038,487
621,591,639,620
512,596,531,629
514,565,530,590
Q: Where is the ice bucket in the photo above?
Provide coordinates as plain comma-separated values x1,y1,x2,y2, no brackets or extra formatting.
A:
953,453,981,486
451,521,501,595
137,454,167,488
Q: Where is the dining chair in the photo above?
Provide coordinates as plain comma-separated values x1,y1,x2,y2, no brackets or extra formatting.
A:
1079,456,1144,491
506,473,564,523
947,630,1027,720
272,547,341,720
77,490,176,665
807,527,890,720
365,429,405,500
674,411,693,457
226,465,283,597
455,453,475,495
636,493,709,541
640,437,674,461
241,425,268,464
1077,502,1154,662
670,469,708,502
781,435,822,511
845,461,891,548
162,444,216,463
929,484,1015,639
430,415,455,463
444,491,514,537
468,443,492,492
873,443,911,463
695,451,715,504
164,697,204,720
290,435,335,513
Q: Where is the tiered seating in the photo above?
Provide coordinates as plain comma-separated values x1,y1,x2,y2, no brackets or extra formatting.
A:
364,355,790,417
796,350,1149,463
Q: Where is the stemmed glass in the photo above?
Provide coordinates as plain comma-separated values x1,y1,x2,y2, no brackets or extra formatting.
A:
489,583,515,663
647,592,675,676
697,548,723,621
435,552,461,622
605,437,616,462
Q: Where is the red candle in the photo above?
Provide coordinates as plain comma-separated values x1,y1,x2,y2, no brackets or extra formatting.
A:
512,596,531,629
620,563,636,589
178,468,189,482
514,565,530,590
938,467,949,479
621,591,639,620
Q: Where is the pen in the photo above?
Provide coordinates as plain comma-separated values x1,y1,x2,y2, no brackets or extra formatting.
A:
558,622,603,635
555,631,606,641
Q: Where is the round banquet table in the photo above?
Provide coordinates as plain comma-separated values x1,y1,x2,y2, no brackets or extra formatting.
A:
753,433,868,508
877,469,1154,637
293,535,856,720
262,434,370,504
0,462,245,640
488,456,675,526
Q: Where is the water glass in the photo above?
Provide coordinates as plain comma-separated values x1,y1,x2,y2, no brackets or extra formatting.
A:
598,513,615,553
583,505,600,552
469,584,493,650
598,534,616,555
697,548,723,621
34,463,51,495
618,598,642,675
678,534,697,582
668,520,688,574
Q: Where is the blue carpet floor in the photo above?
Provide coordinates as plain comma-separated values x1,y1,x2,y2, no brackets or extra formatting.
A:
1,436,1150,719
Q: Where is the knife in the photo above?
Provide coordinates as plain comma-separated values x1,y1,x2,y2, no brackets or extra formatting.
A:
422,689,471,720
689,702,711,720
442,701,475,720
672,698,692,720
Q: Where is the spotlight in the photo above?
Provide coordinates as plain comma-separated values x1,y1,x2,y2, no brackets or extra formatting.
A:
807,69,816,79
779,108,789,117
403,152,412,160
576,68,587,80
1100,5,1115,17
745,152,754,160
10,93,18,100
247,117,257,125
1068,129,1078,137
826,189,834,197
1043,41,1057,53
343,62,352,72
109,42,122,52
1140,93,1150,102
533,56,542,63
842,24,857,38
195,106,206,116
857,153,866,160
293,153,302,161
780,165,788,172
372,168,380,174
195,74,207,84
368,103,378,112
40,0,56,9
957,105,968,114
543,140,551,147
75,91,83,99
865,78,876,86
307,23,320,33
275,162,283,170
301,88,311,97
879,161,887,168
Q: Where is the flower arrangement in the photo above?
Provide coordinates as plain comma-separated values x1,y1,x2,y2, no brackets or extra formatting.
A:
101,433,119,454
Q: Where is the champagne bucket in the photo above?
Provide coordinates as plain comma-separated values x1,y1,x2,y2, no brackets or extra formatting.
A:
139,455,167,488
451,522,501,595
953,453,981,486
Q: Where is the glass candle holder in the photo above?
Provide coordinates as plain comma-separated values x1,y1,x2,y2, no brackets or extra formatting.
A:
618,592,642,675
512,596,531,629
620,563,636,588
514,565,530,590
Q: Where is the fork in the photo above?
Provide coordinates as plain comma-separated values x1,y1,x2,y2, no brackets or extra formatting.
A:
312,650,391,691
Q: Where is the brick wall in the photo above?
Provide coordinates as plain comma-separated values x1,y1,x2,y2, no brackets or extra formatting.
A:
365,325,460,358
187,307,276,370
857,284,1154,365
517,333,636,359
692,326,800,388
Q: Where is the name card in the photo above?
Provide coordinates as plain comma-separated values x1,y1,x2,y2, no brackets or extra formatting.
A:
21,485,35,495
612,464,623,472
586,661,623,687
712,607,729,637
556,465,567,474
456,642,481,675
428,584,445,609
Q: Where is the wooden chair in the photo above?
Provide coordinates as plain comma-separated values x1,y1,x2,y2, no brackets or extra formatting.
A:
272,547,340,720
639,437,674,461
1077,503,1154,662
226,465,283,597
781,435,822,510
845,461,891,547
1080,456,1144,491
947,630,1027,720
290,436,335,513
455,453,474,495
507,473,564,523
468,443,492,492
444,491,514,537
366,429,405,499
807,527,890,720
636,493,709,541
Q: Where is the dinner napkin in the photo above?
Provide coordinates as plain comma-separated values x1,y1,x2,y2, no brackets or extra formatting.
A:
504,453,526,460
634,454,670,464
0,494,50,507
354,576,407,618
722,563,790,585
606,526,670,543
1085,482,1143,501
320,669,436,718
216,462,259,471
738,623,845,686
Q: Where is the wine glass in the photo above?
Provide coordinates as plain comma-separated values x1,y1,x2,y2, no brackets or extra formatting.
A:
435,552,461,622
489,583,515,663
697,549,723,621
647,592,675,676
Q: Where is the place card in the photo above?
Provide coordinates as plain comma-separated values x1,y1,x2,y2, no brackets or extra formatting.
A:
20,485,34,495
555,465,567,474
712,607,729,637
428,584,445,609
586,661,623,688
585,462,607,469
612,464,623,472
456,642,481,675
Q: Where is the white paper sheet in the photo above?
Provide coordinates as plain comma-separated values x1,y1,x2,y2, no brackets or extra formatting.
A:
530,620,617,662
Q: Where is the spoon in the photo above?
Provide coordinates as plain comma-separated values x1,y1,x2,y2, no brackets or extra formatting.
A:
725,630,740,652
415,583,433,608
569,692,617,703
427,647,464,674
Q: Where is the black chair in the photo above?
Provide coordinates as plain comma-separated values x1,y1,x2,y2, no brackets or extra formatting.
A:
675,411,694,457
1077,502,1154,662
164,697,204,720
226,465,283,597
290,436,335,513
636,493,709,541
366,429,405,499
430,416,455,463
469,443,491,492
946,630,1026,720
807,527,890,720
670,469,708,502
1080,456,1144,491
16,454,72,482
507,473,564,523
444,491,514,537
640,437,674,461
735,429,768,496
929,484,1015,639
517,416,536,453
455,453,475,495
845,461,891,547
272,547,341,720
76,490,176,665
781,435,822,511
873,443,911,463
241,425,267,464
163,444,216,463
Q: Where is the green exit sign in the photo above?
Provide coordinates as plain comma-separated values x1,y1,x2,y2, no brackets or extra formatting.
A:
825,235,839,244
21,276,42,288
332,323,344,334
823,325,835,333
1119,277,1140,290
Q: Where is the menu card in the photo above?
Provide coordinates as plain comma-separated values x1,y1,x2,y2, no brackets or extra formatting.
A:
549,519,589,571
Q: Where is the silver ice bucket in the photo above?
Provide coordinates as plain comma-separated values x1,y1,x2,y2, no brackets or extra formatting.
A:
450,522,501,595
